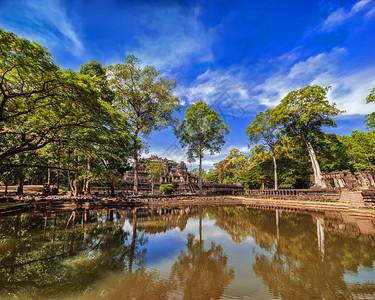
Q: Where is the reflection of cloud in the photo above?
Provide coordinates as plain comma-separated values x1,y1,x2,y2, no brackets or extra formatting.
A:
0,0,83,57
128,6,214,72
322,0,372,31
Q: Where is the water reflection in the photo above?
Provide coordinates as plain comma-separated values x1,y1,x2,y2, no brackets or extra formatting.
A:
171,233,234,299
208,206,375,299
0,205,374,299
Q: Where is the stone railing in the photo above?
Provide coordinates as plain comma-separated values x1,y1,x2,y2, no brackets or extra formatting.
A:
245,188,341,202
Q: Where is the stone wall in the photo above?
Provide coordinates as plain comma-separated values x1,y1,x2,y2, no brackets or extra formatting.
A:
321,169,375,190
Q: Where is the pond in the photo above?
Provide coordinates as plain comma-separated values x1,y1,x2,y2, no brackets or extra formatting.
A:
1,205,375,299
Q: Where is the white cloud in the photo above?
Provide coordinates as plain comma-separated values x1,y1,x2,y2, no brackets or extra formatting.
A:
27,0,83,56
177,66,255,119
128,6,214,72
322,0,373,31
365,7,375,18
253,47,375,115
0,0,83,57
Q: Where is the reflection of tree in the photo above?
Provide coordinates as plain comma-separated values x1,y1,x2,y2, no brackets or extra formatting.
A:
82,269,176,300
252,213,375,299
207,206,277,250
171,234,234,300
0,209,148,299
137,207,191,235
208,206,375,299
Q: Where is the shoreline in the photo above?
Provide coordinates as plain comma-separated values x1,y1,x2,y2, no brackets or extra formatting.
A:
1,194,375,216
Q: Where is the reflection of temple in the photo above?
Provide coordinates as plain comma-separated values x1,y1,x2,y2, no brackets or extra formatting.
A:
123,155,244,195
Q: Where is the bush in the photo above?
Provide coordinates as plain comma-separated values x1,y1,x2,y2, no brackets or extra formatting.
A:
160,184,176,194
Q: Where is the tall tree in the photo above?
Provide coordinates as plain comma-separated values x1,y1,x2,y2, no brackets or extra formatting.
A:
107,55,180,195
174,100,229,195
273,85,344,187
145,160,165,195
0,29,106,163
246,109,281,189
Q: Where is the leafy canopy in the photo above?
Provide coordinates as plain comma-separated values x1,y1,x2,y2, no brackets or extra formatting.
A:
174,100,229,162
365,87,375,128
273,85,344,141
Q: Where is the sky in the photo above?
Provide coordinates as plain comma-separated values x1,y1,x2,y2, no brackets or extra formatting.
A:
1,0,375,169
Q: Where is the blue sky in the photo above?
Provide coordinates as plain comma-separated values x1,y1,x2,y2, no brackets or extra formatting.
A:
1,0,375,169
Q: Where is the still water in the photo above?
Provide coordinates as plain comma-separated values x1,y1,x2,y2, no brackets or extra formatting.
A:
1,205,375,299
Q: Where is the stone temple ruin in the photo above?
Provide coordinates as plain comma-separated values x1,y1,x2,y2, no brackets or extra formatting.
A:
123,155,244,195
246,168,375,208
321,169,375,190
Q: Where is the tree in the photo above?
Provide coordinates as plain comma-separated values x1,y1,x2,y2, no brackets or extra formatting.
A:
247,109,281,189
0,30,105,163
273,85,344,187
145,160,165,194
174,100,229,195
80,60,115,104
340,130,375,171
170,234,235,299
365,88,375,128
107,55,180,195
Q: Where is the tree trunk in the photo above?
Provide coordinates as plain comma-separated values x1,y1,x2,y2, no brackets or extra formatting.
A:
133,130,140,195
129,208,138,274
151,179,154,195
110,182,115,197
272,152,278,190
199,205,202,243
56,157,60,192
74,154,79,197
305,139,326,188
84,157,91,195
70,211,76,256
47,160,51,193
199,155,203,196
17,177,23,195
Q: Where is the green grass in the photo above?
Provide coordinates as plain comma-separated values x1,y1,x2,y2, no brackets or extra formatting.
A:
59,186,68,192
0,202,18,208
28,186,43,191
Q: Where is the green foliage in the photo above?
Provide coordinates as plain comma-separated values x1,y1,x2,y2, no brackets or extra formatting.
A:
175,100,229,162
0,29,108,163
175,100,229,194
273,85,344,141
246,109,281,151
340,130,375,171
365,87,375,128
190,168,219,183
107,55,180,194
145,161,165,181
316,133,351,173
273,85,344,186
107,55,180,140
80,60,115,104
206,168,219,183
146,160,165,194
159,183,176,194
240,157,311,189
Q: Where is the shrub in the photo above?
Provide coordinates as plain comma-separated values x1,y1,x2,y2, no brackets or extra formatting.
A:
160,183,176,194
